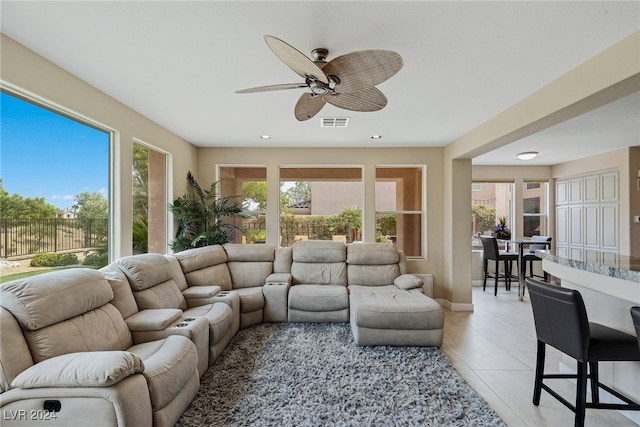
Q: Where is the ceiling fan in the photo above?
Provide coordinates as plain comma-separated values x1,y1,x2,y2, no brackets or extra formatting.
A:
236,35,403,121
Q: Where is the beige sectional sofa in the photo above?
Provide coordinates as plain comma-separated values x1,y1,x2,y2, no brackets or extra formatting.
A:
0,240,444,426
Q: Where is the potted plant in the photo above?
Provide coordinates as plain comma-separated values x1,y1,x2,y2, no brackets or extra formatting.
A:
168,171,246,252
493,215,511,239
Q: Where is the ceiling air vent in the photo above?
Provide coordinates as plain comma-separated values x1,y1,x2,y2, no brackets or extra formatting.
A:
321,117,350,128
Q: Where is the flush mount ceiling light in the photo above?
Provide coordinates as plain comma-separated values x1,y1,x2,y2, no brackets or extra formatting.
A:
260,135,271,140
516,151,538,160
370,135,382,139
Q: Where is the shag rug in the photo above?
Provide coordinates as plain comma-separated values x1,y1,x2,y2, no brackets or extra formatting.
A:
176,323,506,427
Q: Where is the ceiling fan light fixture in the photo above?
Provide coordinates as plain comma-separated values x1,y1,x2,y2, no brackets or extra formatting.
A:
516,151,538,160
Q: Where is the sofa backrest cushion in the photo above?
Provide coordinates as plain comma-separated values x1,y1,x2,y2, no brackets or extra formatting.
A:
0,307,34,393
346,243,401,286
165,255,189,291
224,244,274,288
0,269,132,363
114,254,187,310
292,240,346,263
174,245,232,290
0,268,114,330
274,247,292,273
291,240,347,286
100,264,140,319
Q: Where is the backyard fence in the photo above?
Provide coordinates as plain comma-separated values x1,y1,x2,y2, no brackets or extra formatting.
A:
0,218,108,258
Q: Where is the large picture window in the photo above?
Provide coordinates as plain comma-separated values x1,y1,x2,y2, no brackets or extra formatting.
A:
471,182,513,249
523,181,548,237
220,166,267,244
279,167,362,247
375,167,424,258
0,90,110,265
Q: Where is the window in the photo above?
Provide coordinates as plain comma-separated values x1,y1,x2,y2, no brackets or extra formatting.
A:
523,181,548,237
375,167,424,258
471,182,513,249
220,166,267,244
279,167,362,246
0,90,110,263
132,141,167,254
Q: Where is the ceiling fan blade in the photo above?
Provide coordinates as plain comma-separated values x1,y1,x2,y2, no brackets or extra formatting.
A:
294,93,326,121
236,83,307,94
264,35,329,84
322,50,403,93
323,87,387,112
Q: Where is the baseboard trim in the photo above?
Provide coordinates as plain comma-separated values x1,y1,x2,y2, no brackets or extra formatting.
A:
437,299,474,312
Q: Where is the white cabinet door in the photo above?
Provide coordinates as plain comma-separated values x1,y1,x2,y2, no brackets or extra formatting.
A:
584,175,599,203
569,178,582,204
600,171,619,202
601,204,619,251
569,206,583,246
584,205,599,248
556,180,568,205
556,206,569,245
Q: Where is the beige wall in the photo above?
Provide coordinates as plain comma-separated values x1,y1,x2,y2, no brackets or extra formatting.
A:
0,34,197,259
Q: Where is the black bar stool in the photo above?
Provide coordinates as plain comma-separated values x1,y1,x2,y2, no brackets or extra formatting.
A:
521,235,551,282
526,278,640,427
631,306,640,350
480,235,518,296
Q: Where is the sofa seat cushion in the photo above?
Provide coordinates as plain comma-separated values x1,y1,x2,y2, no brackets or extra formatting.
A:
182,285,221,300
350,287,444,331
233,287,264,313
288,285,349,312
184,303,233,346
127,335,197,411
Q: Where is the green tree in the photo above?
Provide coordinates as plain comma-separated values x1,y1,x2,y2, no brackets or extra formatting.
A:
169,171,246,252
285,181,311,204
74,191,108,245
132,145,149,252
0,180,57,219
471,204,496,235
242,181,267,210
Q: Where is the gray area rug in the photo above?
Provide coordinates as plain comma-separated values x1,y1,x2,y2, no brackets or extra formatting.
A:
176,323,506,427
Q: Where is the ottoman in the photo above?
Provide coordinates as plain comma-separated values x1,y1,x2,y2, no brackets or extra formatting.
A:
349,285,444,347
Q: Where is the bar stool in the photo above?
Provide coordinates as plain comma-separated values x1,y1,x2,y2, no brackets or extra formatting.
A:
526,278,640,427
631,306,640,349
480,235,518,296
521,235,551,282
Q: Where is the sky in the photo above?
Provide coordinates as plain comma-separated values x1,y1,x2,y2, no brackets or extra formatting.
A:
0,92,109,211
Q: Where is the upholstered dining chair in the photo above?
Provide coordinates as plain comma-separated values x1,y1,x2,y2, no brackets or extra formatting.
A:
479,235,519,296
526,278,640,427
522,235,552,282
632,306,640,350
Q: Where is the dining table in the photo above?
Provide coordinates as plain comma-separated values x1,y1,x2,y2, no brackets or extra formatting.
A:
498,238,552,301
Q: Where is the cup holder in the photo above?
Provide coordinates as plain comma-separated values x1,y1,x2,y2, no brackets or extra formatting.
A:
175,323,189,328
183,317,195,322
218,291,230,297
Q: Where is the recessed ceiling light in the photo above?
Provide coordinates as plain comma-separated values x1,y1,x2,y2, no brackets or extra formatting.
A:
370,135,382,139
516,151,538,160
260,135,271,140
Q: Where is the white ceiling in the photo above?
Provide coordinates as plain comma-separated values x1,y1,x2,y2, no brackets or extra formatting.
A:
1,1,638,165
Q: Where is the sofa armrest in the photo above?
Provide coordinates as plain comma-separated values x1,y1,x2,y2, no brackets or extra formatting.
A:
266,273,291,285
125,309,183,332
11,352,144,389
182,285,222,308
393,274,423,291
263,278,291,323
414,273,434,297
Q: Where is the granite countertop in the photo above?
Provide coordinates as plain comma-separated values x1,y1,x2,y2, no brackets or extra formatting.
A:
536,250,640,283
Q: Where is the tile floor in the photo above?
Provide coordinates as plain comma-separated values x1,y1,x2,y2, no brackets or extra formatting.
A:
441,286,639,427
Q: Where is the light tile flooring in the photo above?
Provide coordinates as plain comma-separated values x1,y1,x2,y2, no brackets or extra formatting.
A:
441,286,639,427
